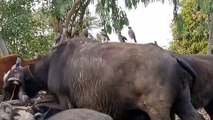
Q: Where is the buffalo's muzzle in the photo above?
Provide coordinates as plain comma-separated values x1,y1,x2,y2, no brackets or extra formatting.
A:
8,77,20,85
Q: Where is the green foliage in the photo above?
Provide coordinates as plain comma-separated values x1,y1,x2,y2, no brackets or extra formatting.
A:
197,0,213,54
0,0,54,58
0,0,178,58
196,0,213,14
95,1,129,33
51,0,72,20
169,0,208,54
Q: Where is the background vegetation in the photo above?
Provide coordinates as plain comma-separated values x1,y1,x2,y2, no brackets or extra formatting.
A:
169,0,208,54
0,0,212,58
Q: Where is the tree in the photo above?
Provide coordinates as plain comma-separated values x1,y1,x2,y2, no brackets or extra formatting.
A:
170,0,213,54
169,0,208,54
0,35,9,56
196,0,213,54
0,0,53,58
1,0,180,57
53,0,179,42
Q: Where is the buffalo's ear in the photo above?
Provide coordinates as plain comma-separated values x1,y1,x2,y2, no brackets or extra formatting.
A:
24,65,35,80
24,68,32,81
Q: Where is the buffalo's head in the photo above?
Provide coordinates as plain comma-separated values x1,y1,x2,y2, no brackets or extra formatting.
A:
2,65,27,101
2,63,43,103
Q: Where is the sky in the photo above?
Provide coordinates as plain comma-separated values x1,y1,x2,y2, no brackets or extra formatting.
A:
89,1,174,49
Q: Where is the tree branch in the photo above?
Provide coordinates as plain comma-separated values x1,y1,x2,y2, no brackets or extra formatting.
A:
71,1,83,27
79,0,91,29
60,0,81,42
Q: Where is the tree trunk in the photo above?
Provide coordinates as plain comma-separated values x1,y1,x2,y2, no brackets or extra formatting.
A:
61,0,81,42
0,35,9,56
0,50,2,57
207,12,213,55
55,17,63,34
78,0,91,29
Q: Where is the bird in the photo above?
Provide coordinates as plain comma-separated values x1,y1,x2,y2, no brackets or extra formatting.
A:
154,41,158,45
118,32,127,42
128,26,137,43
83,28,89,38
100,29,110,42
54,32,61,44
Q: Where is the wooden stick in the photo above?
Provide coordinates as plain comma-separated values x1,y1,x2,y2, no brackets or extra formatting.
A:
3,95,56,106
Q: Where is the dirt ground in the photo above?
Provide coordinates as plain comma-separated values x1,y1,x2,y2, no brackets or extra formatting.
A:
176,108,210,120
199,109,210,120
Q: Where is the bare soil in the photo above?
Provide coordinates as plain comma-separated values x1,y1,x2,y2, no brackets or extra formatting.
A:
176,108,210,120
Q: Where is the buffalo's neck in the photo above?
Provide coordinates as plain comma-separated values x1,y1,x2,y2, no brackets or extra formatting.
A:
29,57,49,90
184,55,213,86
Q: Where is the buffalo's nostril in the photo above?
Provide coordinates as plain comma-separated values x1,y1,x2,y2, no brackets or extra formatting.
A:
12,81,19,85
8,77,20,85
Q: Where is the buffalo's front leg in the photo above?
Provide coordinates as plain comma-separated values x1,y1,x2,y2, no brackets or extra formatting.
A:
57,95,73,110
137,92,172,120
18,86,32,103
174,86,204,120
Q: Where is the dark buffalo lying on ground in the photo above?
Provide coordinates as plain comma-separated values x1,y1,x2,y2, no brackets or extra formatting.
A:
2,38,204,120
46,108,113,120
181,54,213,119
0,102,34,120
0,102,113,120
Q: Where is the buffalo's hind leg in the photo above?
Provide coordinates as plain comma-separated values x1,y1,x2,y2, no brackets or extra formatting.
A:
174,86,204,120
204,100,213,120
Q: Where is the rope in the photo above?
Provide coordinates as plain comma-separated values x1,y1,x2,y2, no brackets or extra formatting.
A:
27,66,34,79
9,85,17,101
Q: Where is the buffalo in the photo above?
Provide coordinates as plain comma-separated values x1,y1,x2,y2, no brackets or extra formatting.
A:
0,102,34,120
46,108,113,120
0,54,41,96
180,54,213,119
0,102,113,120
2,38,204,120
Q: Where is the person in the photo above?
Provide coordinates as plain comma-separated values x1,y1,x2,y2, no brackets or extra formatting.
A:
128,26,137,43
100,29,110,42
118,32,127,42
